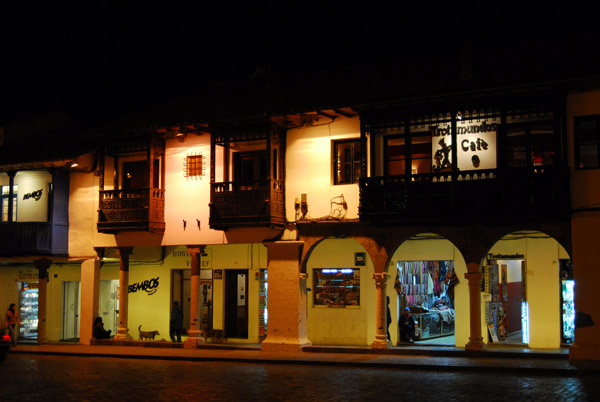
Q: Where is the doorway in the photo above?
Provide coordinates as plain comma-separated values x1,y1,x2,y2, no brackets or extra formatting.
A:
172,269,191,332
225,269,248,339
62,281,81,341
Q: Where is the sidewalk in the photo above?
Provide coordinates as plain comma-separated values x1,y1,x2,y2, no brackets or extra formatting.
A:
9,342,600,375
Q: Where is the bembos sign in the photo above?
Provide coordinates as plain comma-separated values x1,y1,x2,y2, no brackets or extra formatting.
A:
432,120,498,171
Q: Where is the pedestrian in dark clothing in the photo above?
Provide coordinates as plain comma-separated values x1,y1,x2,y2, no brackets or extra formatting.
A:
399,307,415,342
386,296,392,341
170,301,184,342
93,317,112,339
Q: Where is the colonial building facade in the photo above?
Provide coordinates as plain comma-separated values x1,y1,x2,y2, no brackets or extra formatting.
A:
1,62,600,360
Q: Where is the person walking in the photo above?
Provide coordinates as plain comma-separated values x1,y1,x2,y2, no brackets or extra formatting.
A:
5,303,21,346
170,301,184,342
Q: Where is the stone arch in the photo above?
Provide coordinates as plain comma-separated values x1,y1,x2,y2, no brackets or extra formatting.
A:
301,236,377,346
483,229,571,349
385,232,469,347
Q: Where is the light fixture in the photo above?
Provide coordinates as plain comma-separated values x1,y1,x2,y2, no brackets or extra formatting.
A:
456,111,463,121
68,160,79,168
175,132,187,143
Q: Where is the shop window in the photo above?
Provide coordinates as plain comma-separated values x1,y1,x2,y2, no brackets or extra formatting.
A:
333,139,362,185
574,115,600,169
1,185,18,221
313,268,360,306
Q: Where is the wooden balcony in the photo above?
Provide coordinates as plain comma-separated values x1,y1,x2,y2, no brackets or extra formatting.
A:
359,166,570,225
0,222,62,257
209,179,285,230
98,188,165,233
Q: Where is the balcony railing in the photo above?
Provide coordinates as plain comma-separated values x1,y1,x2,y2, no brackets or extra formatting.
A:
209,179,285,230
359,166,570,225
98,188,165,233
0,222,56,256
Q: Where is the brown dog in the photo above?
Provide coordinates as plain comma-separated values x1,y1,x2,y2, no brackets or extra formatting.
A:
200,325,227,343
138,325,160,341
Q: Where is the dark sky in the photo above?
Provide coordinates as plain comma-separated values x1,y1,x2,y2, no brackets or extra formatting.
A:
2,4,598,119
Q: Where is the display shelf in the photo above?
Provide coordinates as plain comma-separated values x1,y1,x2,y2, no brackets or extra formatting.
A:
412,312,455,340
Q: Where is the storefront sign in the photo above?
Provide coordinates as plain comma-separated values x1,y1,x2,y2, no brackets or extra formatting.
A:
171,248,211,268
128,276,159,295
23,189,43,201
19,269,39,280
488,253,525,260
432,120,498,171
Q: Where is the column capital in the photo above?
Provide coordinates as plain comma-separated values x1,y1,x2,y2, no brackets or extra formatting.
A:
187,245,206,254
371,272,389,285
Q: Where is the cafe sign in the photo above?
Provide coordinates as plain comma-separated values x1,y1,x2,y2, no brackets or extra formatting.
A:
432,120,498,171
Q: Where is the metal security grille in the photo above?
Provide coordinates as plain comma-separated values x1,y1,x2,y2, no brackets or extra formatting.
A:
184,153,205,178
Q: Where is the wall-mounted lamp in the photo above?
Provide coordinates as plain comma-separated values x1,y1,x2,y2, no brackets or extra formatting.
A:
68,160,79,168
176,132,187,143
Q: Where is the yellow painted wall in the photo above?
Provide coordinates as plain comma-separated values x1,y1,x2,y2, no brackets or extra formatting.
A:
387,236,469,347
487,234,568,348
306,238,373,345
45,264,81,341
567,90,600,356
285,117,361,222
123,243,267,343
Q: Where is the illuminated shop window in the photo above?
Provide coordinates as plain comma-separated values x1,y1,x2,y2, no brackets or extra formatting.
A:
574,115,600,169
313,268,360,306
333,139,362,185
0,185,18,221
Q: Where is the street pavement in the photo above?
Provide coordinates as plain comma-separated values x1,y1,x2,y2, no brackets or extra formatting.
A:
5,341,600,375
2,347,600,401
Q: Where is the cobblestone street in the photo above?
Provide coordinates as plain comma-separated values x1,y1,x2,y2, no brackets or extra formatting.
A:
1,354,598,401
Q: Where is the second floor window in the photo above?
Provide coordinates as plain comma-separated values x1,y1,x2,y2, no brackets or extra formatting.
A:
575,115,600,169
333,139,362,185
1,185,18,222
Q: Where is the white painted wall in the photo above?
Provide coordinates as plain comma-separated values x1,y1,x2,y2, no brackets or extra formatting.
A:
286,117,361,222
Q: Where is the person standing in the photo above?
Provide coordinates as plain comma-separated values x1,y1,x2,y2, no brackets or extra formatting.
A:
386,296,392,341
399,306,415,343
5,303,21,346
170,301,184,342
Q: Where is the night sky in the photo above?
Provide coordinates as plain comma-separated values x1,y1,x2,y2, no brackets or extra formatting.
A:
1,4,598,120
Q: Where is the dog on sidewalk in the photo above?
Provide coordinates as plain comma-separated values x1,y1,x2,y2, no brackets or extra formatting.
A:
138,325,160,341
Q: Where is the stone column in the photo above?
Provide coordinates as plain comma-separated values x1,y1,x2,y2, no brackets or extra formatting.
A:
371,272,392,349
184,247,204,349
33,258,52,344
79,258,101,345
114,247,133,340
465,262,485,351
261,241,311,353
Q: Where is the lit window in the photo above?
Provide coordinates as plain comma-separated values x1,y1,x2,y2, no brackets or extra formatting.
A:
333,139,362,185
313,268,360,306
1,185,18,222
575,115,600,169
184,153,204,178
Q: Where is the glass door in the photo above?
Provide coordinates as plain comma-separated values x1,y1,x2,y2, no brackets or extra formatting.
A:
62,281,81,340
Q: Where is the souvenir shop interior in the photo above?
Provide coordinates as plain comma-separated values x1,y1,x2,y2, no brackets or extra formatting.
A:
395,260,457,345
